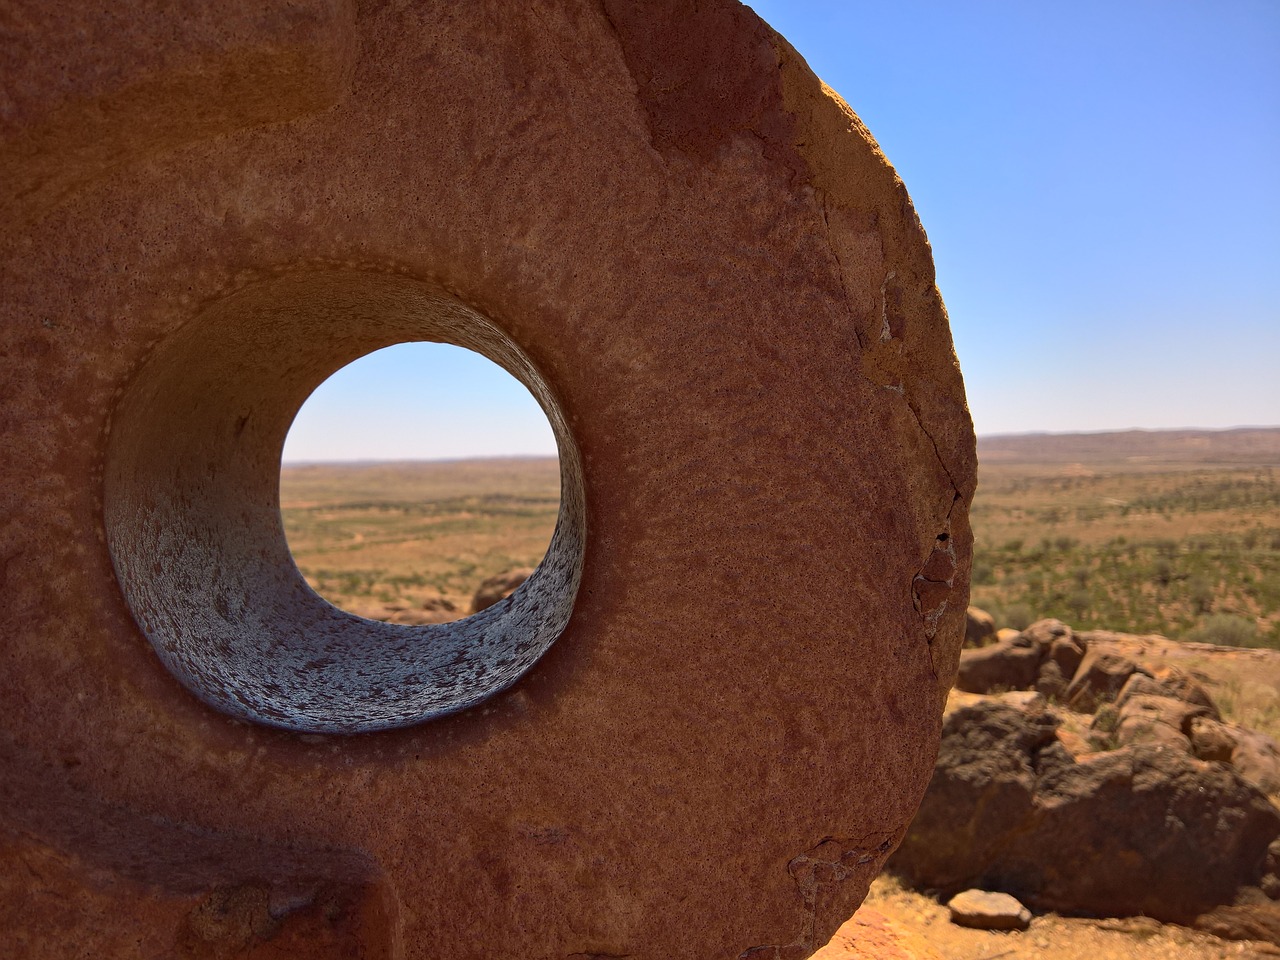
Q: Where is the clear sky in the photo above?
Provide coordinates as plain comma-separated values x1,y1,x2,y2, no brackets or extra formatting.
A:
284,0,1279,462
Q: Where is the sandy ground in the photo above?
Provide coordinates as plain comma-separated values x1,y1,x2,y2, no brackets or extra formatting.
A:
858,876,1280,959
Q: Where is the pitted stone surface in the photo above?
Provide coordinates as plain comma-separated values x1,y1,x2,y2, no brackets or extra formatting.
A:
0,1,975,957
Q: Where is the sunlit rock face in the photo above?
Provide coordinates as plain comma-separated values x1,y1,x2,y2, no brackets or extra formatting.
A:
0,0,974,956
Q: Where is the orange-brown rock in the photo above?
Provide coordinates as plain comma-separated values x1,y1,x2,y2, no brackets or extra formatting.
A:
964,606,997,647
809,907,942,960
0,1,974,957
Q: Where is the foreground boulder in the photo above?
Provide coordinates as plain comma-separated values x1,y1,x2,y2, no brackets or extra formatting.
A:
0,1,976,956
890,699,1280,925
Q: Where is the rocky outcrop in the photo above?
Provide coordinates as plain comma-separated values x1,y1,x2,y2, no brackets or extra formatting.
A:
951,620,1279,799
1189,719,1280,795
890,697,1280,926
955,619,1093,699
1063,648,1145,712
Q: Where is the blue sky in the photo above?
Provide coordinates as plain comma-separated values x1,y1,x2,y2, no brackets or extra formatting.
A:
283,1,1279,462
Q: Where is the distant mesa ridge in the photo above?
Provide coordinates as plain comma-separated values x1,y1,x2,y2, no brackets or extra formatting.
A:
977,427,1280,465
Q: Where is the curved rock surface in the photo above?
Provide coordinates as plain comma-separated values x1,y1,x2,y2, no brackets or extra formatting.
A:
0,1,974,957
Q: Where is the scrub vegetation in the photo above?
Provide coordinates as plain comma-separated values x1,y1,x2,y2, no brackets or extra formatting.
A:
969,456,1280,649
280,457,559,621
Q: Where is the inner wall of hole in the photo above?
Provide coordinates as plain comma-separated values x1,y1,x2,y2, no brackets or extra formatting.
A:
103,271,585,733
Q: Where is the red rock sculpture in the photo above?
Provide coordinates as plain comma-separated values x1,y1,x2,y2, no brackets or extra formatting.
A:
0,1,975,956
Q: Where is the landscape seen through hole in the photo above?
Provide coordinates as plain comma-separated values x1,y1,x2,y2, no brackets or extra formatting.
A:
280,343,560,624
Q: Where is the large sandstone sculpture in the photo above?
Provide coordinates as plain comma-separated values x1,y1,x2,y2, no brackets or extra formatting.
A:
0,1,975,957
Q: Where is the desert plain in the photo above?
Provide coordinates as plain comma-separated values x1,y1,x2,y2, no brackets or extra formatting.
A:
280,427,1280,958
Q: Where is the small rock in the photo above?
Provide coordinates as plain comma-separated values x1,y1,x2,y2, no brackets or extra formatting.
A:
471,568,535,613
946,889,1032,931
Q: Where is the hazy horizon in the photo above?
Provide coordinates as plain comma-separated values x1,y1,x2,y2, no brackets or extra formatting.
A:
281,424,1280,466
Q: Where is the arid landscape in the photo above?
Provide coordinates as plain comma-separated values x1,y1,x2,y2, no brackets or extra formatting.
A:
970,428,1280,651
281,457,560,623
280,427,1280,957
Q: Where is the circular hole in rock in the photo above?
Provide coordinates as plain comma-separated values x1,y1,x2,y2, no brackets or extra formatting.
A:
104,272,584,734
279,342,561,626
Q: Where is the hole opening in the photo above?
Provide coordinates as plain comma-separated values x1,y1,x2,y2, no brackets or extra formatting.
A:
104,272,584,734
279,343,561,626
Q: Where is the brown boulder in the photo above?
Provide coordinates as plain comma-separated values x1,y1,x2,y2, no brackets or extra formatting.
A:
1034,659,1068,700
0,1,975,957
1112,693,1211,751
955,637,1043,694
964,607,997,647
1064,650,1146,713
470,568,535,614
1195,900,1280,947
890,699,1280,924
1116,668,1220,720
1190,716,1238,763
1047,635,1087,682
1189,718,1280,795
1020,618,1074,652
1232,726,1280,796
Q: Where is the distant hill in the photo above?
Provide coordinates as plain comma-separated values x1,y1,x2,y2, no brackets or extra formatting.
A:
977,427,1280,466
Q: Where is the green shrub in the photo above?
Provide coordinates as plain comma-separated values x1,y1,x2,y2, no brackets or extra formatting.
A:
1003,603,1035,632
1188,575,1215,614
1186,614,1258,648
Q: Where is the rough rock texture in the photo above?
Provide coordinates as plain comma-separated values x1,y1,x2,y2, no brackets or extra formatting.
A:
889,700,1280,925
809,908,942,960
1196,900,1280,946
953,620,1280,799
0,2,974,958
945,889,1032,931
1116,669,1220,720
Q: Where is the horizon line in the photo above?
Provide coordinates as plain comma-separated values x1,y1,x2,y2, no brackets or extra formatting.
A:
281,425,1280,467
